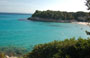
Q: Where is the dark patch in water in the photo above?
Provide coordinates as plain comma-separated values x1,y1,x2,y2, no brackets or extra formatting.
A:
18,19,27,21
48,25,61,27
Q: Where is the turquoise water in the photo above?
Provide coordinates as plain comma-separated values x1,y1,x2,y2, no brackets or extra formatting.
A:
0,13,90,48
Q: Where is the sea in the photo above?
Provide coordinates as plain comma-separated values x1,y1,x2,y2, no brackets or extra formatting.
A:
0,13,90,48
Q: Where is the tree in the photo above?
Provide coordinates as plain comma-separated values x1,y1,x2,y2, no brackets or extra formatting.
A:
86,0,90,10
86,0,90,25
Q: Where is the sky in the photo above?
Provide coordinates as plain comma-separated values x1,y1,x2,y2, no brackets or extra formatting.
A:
0,0,89,13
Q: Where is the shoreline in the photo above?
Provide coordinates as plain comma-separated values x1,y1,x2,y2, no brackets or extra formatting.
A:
29,17,90,26
28,17,76,23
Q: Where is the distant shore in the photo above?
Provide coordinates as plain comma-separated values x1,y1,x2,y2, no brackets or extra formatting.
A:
28,17,77,23
28,17,90,26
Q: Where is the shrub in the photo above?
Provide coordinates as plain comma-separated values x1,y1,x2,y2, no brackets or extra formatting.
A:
24,37,90,58
0,52,5,58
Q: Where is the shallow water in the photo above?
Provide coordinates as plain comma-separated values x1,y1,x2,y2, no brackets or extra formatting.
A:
0,13,90,48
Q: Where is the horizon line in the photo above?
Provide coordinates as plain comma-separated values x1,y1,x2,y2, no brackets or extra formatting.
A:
0,10,89,14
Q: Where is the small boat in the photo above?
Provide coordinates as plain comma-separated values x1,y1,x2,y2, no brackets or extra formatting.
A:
85,30,90,35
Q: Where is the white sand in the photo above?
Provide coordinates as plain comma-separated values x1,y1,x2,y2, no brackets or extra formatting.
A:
72,22,90,25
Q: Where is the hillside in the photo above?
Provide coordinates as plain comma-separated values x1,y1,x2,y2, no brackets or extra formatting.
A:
28,10,89,22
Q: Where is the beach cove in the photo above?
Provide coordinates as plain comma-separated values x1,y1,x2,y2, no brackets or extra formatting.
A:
0,13,90,48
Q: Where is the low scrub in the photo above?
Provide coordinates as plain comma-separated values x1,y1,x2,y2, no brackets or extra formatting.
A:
0,46,28,56
24,37,90,58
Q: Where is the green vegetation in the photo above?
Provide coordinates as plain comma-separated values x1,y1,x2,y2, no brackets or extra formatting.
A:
0,46,28,57
86,0,90,24
0,53,5,58
86,0,90,10
24,37,90,58
29,10,89,22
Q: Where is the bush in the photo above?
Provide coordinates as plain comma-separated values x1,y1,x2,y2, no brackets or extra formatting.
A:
0,52,5,58
24,37,90,58
0,46,28,57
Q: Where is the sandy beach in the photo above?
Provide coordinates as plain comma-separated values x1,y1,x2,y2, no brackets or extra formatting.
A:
72,22,90,26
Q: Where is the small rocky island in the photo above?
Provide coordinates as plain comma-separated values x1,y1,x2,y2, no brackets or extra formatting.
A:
28,10,89,23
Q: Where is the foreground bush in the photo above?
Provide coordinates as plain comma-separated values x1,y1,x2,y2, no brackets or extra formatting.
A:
0,53,5,58
0,46,28,56
24,37,90,58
